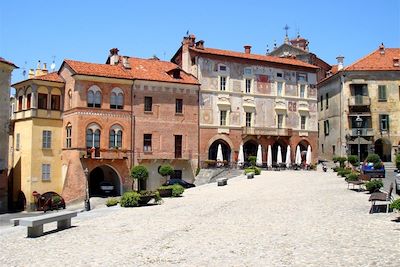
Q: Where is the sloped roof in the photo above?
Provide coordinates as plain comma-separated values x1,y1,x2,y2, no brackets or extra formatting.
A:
0,57,18,68
64,58,199,85
189,47,319,69
12,71,64,87
345,48,400,71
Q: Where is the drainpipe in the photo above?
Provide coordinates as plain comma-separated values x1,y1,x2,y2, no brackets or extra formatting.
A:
340,73,344,157
196,56,201,170
130,80,135,168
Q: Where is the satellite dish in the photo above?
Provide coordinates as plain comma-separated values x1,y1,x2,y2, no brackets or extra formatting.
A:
50,62,56,71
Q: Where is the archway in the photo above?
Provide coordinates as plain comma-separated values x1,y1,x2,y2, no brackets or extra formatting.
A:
297,140,310,163
89,165,121,197
243,140,258,161
208,139,231,162
374,138,391,162
272,139,288,164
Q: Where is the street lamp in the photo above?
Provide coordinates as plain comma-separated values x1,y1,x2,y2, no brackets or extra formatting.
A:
84,168,91,211
356,115,363,170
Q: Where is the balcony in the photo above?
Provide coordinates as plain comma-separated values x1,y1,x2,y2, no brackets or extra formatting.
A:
349,128,374,137
242,127,288,136
348,96,371,106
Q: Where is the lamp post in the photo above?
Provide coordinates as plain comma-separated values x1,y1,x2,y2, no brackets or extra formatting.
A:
84,168,91,211
356,115,363,170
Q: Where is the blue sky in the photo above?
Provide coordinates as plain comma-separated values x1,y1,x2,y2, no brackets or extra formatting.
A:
1,0,399,85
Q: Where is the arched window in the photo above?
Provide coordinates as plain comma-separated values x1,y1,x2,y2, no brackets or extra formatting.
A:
109,125,122,148
110,88,123,109
68,90,72,109
87,86,101,108
66,123,72,148
86,123,101,157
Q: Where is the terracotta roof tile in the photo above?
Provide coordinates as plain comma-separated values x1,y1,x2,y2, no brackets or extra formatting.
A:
33,72,64,83
345,48,400,71
64,58,199,85
190,47,319,69
0,57,18,68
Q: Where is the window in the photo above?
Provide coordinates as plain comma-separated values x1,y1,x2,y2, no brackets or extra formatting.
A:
320,95,323,111
300,85,305,98
86,126,101,157
219,65,227,71
277,82,283,96
144,134,152,152
87,87,101,108
300,115,306,130
68,90,72,109
38,93,48,109
379,114,389,131
175,135,182,158
42,164,51,181
144,96,152,112
277,114,284,128
245,79,251,93
321,144,324,154
297,73,307,82
378,85,387,101
66,125,72,148
51,95,61,110
220,110,227,126
109,128,122,148
42,131,52,149
324,120,330,136
26,93,31,109
172,170,183,179
176,99,183,114
220,76,226,91
325,93,329,109
332,145,335,155
18,95,23,110
244,68,252,75
246,112,252,127
277,73,283,78
110,88,123,109
16,133,20,151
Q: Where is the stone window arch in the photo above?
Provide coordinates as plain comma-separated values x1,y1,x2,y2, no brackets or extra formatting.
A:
109,124,123,148
110,87,123,109
87,85,101,108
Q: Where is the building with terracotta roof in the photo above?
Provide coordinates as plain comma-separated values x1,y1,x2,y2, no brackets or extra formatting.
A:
317,44,400,162
9,50,200,210
0,57,17,213
172,35,319,169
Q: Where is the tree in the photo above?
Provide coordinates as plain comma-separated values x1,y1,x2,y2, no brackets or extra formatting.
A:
130,165,149,191
159,164,174,180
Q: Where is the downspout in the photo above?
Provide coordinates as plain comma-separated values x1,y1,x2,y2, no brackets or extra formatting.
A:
340,73,344,156
196,56,201,170
130,80,135,167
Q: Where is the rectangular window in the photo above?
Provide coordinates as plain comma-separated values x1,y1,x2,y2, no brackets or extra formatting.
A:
277,73,283,78
321,144,324,154
320,95,323,111
51,95,61,110
172,170,183,179
175,135,182,158
325,93,329,109
26,93,31,109
277,114,284,128
277,82,283,96
176,99,183,114
378,85,387,101
16,133,20,151
220,110,227,126
379,114,389,131
244,68,252,75
38,93,48,109
245,79,251,93
219,65,227,71
42,164,51,181
332,145,336,155
301,116,306,130
144,96,152,112
220,76,226,91
18,96,23,110
300,85,305,98
246,112,252,127
66,127,72,148
324,120,330,136
143,134,152,152
297,73,307,82
42,131,52,149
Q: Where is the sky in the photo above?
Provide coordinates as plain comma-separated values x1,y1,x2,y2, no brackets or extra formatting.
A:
1,0,399,86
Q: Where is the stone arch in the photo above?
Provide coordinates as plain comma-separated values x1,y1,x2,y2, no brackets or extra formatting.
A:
243,139,259,161
208,139,231,162
374,138,391,162
272,139,288,163
297,139,311,163
89,165,121,197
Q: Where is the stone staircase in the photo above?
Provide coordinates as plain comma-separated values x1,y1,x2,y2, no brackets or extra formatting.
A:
194,168,243,186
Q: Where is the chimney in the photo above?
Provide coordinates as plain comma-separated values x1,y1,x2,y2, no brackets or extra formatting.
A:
28,69,35,79
122,56,131,69
336,55,344,71
182,34,196,47
379,43,385,55
394,57,400,67
35,60,42,76
244,45,252,54
42,63,48,74
109,48,120,65
195,40,204,49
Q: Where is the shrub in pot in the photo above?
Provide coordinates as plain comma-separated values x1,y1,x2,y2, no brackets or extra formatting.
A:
390,198,400,211
248,156,257,166
158,186,173,197
345,172,359,182
244,166,261,175
396,154,400,170
347,155,358,167
366,154,381,164
106,197,119,207
120,191,141,207
171,184,185,197
130,165,149,191
159,164,174,179
365,180,383,193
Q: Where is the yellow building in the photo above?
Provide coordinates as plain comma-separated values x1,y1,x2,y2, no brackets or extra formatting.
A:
9,64,65,210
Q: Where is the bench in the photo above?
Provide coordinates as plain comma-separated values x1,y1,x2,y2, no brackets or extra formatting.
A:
347,174,370,191
247,172,254,179
217,178,228,186
17,211,77,238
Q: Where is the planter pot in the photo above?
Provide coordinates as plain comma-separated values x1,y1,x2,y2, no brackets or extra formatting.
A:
138,195,153,205
247,173,254,179
158,188,173,197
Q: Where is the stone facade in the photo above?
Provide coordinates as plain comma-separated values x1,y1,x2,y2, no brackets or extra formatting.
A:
318,45,400,162
173,35,319,166
0,58,17,213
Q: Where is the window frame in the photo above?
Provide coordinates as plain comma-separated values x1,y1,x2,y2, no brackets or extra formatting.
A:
277,114,284,128
42,130,52,149
300,115,307,130
41,164,51,181
325,93,329,109
219,76,227,91
175,135,182,158
378,85,387,102
379,114,389,131
245,112,252,127
143,134,152,152
144,96,153,112
277,82,283,96
220,110,227,126
38,93,48,109
176,99,183,114
66,125,72,148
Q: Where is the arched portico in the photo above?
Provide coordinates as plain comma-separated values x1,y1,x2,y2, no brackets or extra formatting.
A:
243,139,258,161
208,139,232,162
375,138,391,162
89,165,121,197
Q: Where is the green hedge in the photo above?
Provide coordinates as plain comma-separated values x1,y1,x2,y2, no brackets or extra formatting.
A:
390,198,400,211
365,180,383,193
345,172,359,182
106,197,119,207
171,184,185,197
120,191,141,207
244,166,261,175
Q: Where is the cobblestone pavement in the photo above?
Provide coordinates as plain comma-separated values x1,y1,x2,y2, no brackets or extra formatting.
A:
1,170,399,266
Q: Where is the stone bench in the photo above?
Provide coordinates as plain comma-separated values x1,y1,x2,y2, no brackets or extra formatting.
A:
17,211,77,238
10,218,20,226
217,178,228,186
247,172,254,179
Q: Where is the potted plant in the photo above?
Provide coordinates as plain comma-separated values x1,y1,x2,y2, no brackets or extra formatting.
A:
159,164,174,183
390,198,400,212
365,179,384,193
158,186,173,197
130,165,149,191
